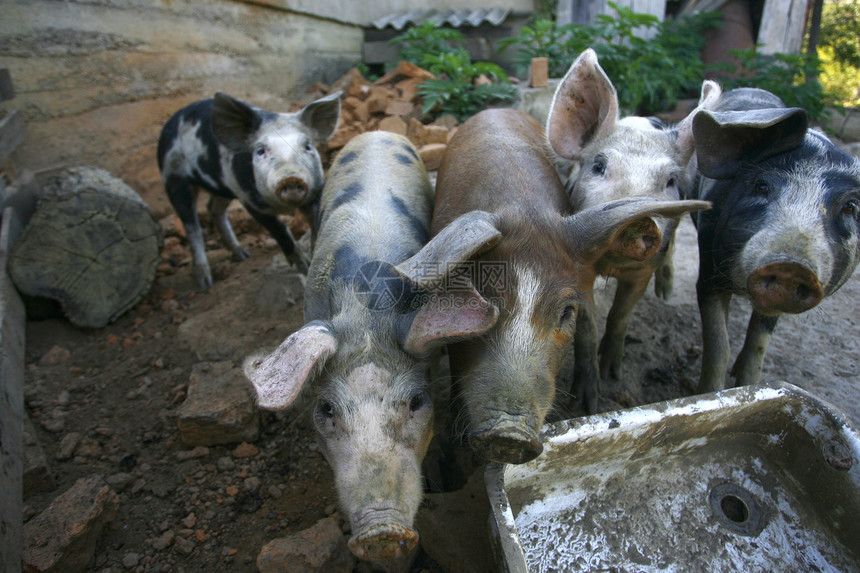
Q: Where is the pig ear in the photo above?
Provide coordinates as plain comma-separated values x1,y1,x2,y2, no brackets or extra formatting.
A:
693,107,808,180
394,210,502,290
243,321,337,410
399,283,499,356
675,80,722,164
546,48,619,160
300,91,342,142
211,92,262,153
565,197,711,263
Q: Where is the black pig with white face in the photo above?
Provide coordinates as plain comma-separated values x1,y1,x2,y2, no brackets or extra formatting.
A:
690,87,860,392
157,91,341,287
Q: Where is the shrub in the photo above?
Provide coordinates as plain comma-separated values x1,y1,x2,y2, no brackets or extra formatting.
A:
499,3,721,114
719,46,833,119
388,21,517,121
418,48,517,121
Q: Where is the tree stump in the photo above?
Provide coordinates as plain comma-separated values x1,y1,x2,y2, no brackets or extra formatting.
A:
8,166,163,328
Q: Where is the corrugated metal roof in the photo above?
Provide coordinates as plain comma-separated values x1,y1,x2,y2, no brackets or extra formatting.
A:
369,7,511,30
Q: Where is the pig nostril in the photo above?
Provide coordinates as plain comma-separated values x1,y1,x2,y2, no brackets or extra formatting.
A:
796,284,811,300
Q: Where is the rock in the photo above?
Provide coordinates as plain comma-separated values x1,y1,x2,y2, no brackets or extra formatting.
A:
232,442,258,459
176,361,259,446
23,414,56,498
9,166,163,328
56,432,81,461
22,475,119,573
384,99,414,116
38,345,70,366
378,115,408,136
256,517,354,573
418,143,448,171
255,255,305,312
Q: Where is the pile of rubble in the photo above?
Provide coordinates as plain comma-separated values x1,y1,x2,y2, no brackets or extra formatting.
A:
306,61,462,171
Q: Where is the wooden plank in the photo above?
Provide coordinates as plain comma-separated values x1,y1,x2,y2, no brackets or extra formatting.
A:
0,110,26,165
757,0,809,54
0,205,27,573
0,69,13,102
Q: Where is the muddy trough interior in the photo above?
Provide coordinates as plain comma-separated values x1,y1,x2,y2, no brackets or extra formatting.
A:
486,381,860,572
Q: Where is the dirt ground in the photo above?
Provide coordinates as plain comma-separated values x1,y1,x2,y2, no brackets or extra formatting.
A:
22,169,860,572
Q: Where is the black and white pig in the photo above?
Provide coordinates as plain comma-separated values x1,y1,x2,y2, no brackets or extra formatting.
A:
156,91,341,288
545,48,717,413
690,87,860,393
243,131,503,561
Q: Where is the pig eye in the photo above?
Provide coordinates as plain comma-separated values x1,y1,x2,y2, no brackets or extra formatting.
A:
317,400,335,419
843,198,860,218
591,155,607,176
254,145,267,157
408,391,428,413
304,142,315,153
560,305,576,323
753,180,770,195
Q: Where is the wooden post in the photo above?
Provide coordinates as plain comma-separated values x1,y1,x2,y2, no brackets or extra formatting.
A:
0,67,27,573
530,57,549,88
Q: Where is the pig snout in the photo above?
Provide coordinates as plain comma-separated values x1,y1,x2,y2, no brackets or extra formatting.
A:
747,261,824,314
610,217,662,261
468,410,544,464
347,511,419,561
469,424,543,464
275,176,309,204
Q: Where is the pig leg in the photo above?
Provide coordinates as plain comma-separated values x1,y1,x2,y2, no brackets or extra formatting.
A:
243,204,310,274
571,292,600,414
696,289,733,393
164,176,212,289
730,311,780,386
654,241,674,300
599,270,651,380
207,195,249,261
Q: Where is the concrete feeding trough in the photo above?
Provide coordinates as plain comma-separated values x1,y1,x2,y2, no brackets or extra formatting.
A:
485,381,860,572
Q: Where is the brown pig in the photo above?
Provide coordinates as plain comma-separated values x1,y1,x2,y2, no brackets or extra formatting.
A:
431,108,711,464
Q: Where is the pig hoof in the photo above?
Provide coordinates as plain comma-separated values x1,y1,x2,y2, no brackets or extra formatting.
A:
348,524,418,561
192,266,213,290
232,247,250,261
469,428,543,464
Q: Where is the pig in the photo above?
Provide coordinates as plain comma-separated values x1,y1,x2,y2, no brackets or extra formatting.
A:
689,87,860,393
545,48,717,413
243,131,504,561
432,108,711,464
156,91,341,288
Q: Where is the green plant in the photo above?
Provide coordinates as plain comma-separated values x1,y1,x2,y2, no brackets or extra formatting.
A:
418,48,517,121
819,0,860,69
388,21,464,67
719,46,833,119
499,4,721,114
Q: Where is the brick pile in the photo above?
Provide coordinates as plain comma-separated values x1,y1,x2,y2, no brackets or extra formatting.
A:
304,61,460,171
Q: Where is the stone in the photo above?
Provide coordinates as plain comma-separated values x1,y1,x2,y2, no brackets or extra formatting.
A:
38,345,70,366
176,361,259,446
255,254,305,312
56,432,81,461
384,99,414,116
418,143,447,171
377,115,408,136
22,475,119,573
256,517,354,573
23,414,56,498
365,86,394,114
